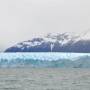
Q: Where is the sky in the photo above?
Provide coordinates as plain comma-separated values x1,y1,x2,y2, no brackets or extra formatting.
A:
0,0,90,51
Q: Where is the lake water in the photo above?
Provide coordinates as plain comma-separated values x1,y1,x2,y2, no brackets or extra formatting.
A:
0,68,90,90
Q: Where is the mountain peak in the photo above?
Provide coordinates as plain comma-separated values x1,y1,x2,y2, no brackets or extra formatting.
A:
5,32,90,52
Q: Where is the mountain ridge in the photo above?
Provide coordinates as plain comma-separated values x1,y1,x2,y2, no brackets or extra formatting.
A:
5,32,90,53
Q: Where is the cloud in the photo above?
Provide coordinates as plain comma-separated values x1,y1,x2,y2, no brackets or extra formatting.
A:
0,0,90,51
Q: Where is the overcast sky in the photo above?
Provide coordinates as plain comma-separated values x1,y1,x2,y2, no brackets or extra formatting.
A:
0,0,90,51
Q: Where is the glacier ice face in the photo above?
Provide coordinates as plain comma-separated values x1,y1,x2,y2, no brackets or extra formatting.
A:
0,53,90,68
0,52,88,61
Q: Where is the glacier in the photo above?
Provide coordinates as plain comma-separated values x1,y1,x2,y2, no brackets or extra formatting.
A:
0,53,90,68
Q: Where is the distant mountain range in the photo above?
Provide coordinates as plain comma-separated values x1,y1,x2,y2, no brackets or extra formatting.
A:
5,32,90,53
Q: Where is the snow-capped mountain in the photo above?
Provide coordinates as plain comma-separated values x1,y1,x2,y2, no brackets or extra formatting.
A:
5,32,90,52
